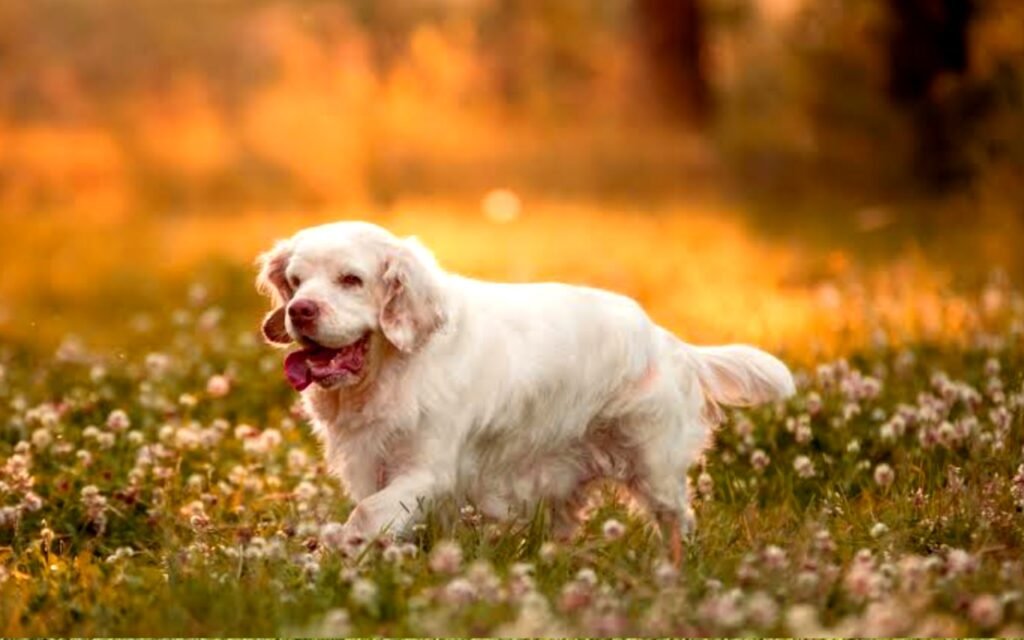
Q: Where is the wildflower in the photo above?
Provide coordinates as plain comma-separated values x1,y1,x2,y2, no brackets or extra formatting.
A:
698,588,744,630
805,392,822,415
0,506,20,529
846,439,860,454
795,417,813,444
870,522,889,538
349,578,378,608
601,518,626,540
985,357,1001,377
80,485,108,532
21,491,43,512
946,548,977,576
428,540,463,574
106,409,131,432
793,455,815,479
96,432,116,449
697,472,713,498
844,554,885,602
292,480,318,502
317,608,351,636
575,567,598,587
969,594,1003,629
653,560,678,587
763,545,788,570
31,428,53,451
746,591,779,628
206,374,231,398
145,352,172,377
443,577,478,605
750,448,770,472
559,581,591,612
320,522,346,551
873,463,895,489
813,528,836,555
539,541,559,563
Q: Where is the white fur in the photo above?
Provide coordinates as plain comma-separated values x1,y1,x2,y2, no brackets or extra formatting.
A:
256,222,796,542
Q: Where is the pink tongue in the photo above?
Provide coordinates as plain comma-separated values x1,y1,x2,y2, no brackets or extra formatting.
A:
284,349,317,391
283,341,366,391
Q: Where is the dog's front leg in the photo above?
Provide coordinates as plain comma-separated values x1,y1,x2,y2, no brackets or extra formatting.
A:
343,469,441,541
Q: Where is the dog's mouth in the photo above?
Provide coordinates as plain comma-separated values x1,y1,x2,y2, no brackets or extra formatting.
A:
284,333,371,391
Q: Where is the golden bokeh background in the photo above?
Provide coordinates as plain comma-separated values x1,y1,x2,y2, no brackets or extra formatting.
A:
1,0,1022,361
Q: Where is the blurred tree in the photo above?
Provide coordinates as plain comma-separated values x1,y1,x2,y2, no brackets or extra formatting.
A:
885,0,980,189
634,0,710,125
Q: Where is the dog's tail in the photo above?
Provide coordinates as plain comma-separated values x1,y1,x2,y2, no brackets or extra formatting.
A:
687,344,795,407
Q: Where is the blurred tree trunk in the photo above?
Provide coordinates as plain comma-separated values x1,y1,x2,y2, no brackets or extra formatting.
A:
634,0,710,126
886,0,978,190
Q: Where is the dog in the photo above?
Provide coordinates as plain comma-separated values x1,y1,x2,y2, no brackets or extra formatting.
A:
256,221,794,554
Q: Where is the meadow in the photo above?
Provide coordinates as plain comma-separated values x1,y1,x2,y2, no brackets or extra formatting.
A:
1,202,1023,635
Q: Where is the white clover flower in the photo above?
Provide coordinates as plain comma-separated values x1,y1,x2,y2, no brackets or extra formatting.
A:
869,522,889,538
31,428,53,451
349,578,378,608
429,540,463,574
746,591,779,628
969,594,1003,628
293,480,318,502
145,353,171,377
763,545,788,570
697,472,714,498
805,392,822,415
873,463,895,489
750,449,770,472
443,577,478,605
21,491,43,512
106,409,131,432
317,608,351,636
946,548,977,576
0,507,19,529
234,424,257,440
653,559,679,587
205,374,231,398
320,522,346,551
538,541,559,563
601,518,626,540
793,455,815,478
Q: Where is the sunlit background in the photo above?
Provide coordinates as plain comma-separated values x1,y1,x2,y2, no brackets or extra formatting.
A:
2,0,1022,361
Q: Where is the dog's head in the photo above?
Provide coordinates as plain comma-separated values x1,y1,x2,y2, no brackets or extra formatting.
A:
256,222,447,391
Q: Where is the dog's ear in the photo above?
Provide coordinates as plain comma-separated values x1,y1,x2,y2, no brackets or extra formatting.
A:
255,240,294,345
378,238,447,353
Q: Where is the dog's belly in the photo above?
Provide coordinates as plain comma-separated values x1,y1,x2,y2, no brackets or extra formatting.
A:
455,422,639,521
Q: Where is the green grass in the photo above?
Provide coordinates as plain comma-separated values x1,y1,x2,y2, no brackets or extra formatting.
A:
1,274,1023,636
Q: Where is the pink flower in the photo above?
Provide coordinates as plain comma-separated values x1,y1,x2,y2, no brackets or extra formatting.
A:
106,409,131,432
969,594,1003,629
602,518,626,540
429,540,463,574
206,374,231,398
750,449,770,472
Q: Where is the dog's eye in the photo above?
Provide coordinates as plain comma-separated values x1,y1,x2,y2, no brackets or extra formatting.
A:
338,274,363,288
288,275,302,289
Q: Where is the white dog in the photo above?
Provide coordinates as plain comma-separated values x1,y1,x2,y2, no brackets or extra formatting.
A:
257,221,794,552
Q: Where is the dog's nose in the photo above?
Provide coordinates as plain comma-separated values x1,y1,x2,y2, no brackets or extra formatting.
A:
288,299,320,323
